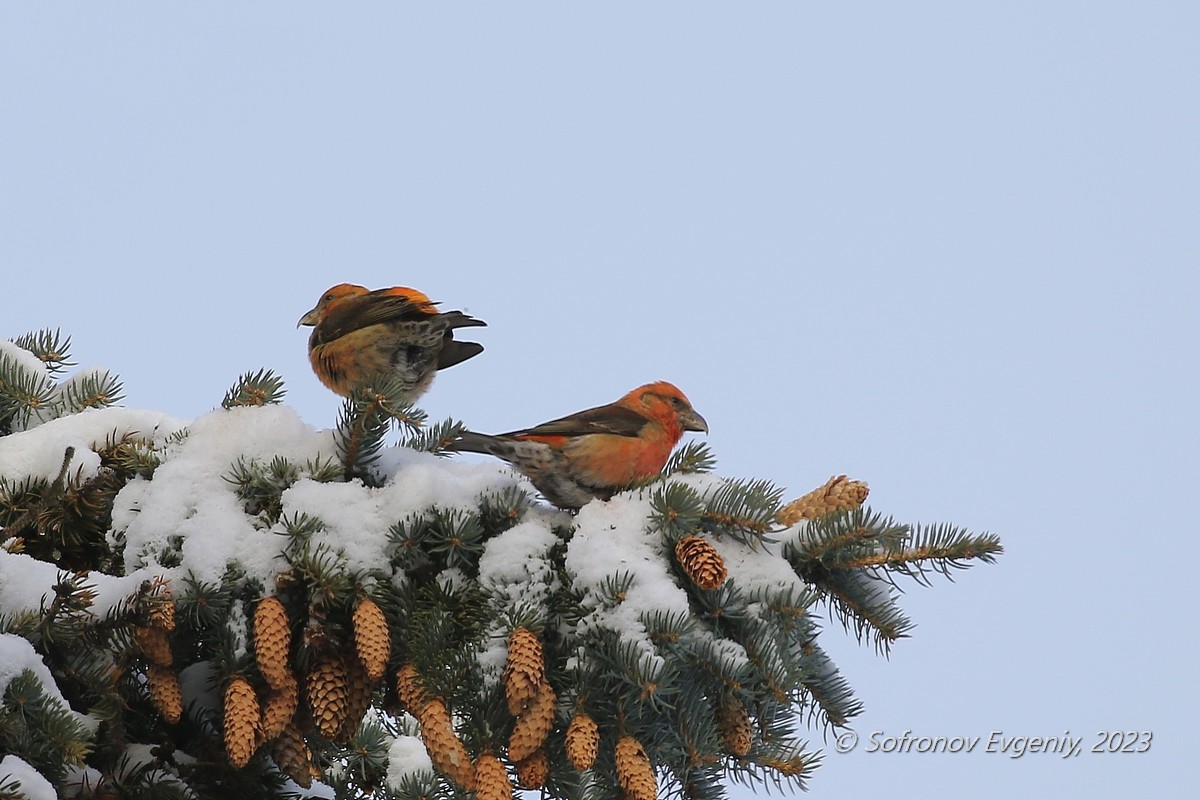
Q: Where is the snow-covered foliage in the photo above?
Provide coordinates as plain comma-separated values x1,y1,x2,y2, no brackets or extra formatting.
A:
0,331,1001,799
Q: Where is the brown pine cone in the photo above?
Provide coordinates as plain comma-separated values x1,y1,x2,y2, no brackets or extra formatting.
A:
566,711,599,771
352,596,391,682
306,653,349,740
615,735,657,800
508,679,556,762
674,536,728,591
223,676,261,768
503,627,544,717
253,597,293,691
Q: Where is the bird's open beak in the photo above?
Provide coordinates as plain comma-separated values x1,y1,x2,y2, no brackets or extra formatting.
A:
297,307,319,328
681,408,708,434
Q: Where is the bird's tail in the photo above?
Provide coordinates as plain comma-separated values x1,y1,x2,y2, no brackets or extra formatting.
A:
437,340,484,370
446,430,510,458
440,310,487,330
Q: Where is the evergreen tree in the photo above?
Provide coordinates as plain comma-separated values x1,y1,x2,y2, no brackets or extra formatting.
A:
0,330,1002,799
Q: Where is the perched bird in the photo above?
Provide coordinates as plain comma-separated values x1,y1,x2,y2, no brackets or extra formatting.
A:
298,283,486,401
448,381,707,510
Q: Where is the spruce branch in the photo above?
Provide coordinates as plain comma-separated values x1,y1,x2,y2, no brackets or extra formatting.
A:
785,506,910,568
221,368,286,409
809,569,914,654
0,349,56,433
401,416,467,456
664,441,717,476
54,369,124,415
224,455,301,521
96,430,161,479
857,522,1005,587
701,478,785,547
332,375,427,486
334,394,390,485
11,328,74,375
476,485,532,538
1,671,93,785
794,644,862,728
422,507,487,572
649,483,706,543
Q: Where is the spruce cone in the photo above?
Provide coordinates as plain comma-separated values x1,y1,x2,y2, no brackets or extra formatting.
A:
759,753,812,778
674,536,728,591
271,722,320,789
417,698,476,790
566,711,599,771
475,752,513,800
615,735,657,800
224,676,262,768
503,627,544,717
508,679,556,762
306,653,349,740
253,597,293,691
396,662,424,712
148,590,176,631
147,663,182,724
776,475,869,525
260,672,299,743
515,747,549,790
134,625,173,667
337,654,375,743
715,696,752,756
352,595,391,681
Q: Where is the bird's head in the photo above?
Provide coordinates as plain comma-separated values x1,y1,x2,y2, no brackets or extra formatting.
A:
297,283,369,327
625,381,708,435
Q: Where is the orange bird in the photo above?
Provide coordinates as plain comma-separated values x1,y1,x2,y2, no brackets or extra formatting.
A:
298,283,486,402
448,381,707,510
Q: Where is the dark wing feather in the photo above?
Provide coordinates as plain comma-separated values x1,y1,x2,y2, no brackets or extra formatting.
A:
507,404,648,439
320,292,431,339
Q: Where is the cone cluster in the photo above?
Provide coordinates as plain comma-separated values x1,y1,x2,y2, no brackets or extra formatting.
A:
505,628,556,763
228,591,396,772
137,586,181,724
776,474,869,525
674,536,728,591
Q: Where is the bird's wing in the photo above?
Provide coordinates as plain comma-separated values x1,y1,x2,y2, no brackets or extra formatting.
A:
314,291,436,342
509,404,649,439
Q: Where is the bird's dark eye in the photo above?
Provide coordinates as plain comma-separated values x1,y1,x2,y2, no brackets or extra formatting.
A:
671,397,684,407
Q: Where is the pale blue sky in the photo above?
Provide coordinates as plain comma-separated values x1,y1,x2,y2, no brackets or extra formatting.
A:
3,3,1197,798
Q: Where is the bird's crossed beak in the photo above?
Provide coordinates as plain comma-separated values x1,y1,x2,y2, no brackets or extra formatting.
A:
297,307,319,328
681,408,708,434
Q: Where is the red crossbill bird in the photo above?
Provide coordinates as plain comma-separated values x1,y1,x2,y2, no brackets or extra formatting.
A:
298,283,486,402
448,381,707,510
